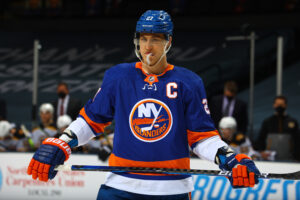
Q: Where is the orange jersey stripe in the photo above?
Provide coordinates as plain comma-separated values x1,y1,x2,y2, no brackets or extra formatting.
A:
187,130,220,147
79,108,111,134
109,153,190,169
109,153,190,176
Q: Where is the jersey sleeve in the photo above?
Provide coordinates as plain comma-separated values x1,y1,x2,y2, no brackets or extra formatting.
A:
183,76,221,149
68,69,115,145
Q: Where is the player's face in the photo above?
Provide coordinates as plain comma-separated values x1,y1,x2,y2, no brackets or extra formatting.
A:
139,33,169,66
273,98,286,109
57,85,69,95
220,128,234,141
224,89,235,98
40,111,52,124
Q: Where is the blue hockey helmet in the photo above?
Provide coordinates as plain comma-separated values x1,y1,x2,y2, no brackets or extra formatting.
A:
135,10,173,40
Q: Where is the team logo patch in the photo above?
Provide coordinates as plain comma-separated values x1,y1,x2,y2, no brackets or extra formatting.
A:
148,76,155,82
129,98,173,142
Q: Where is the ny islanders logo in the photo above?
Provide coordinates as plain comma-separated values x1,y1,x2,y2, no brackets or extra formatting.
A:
129,98,173,142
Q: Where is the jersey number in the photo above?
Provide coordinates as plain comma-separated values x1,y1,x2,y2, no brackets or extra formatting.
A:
166,82,177,99
202,98,210,114
146,16,153,20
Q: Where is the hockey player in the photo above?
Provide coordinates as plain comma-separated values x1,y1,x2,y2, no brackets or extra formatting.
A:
27,10,261,199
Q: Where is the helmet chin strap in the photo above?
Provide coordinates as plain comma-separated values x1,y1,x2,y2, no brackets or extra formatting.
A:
134,38,172,72
146,53,152,66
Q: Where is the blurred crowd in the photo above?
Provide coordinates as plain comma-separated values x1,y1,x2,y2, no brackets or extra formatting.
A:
0,0,299,19
0,80,299,163
0,82,114,162
209,81,300,162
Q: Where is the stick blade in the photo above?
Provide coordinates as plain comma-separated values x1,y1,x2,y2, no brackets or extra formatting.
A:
55,165,72,171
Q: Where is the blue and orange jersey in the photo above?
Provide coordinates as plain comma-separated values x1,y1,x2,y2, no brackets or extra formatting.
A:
78,62,219,180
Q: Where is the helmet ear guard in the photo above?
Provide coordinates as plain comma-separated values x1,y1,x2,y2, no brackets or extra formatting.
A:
133,33,142,63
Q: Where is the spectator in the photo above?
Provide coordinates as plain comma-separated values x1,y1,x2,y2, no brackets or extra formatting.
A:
53,82,82,122
209,80,248,134
0,98,7,120
0,120,12,151
31,103,57,149
45,0,63,16
26,0,42,15
13,124,32,152
84,127,114,161
103,0,123,16
85,0,102,16
0,120,25,152
218,116,275,160
254,95,299,161
10,123,26,140
56,114,72,136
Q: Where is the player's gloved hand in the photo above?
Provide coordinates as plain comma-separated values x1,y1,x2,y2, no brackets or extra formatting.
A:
27,138,71,182
216,146,260,188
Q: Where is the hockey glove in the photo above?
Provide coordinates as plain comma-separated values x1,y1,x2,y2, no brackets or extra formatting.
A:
27,138,71,182
215,146,260,188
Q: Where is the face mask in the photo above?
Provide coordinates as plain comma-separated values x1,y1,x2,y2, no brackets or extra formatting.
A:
226,96,234,101
275,106,285,115
58,92,67,98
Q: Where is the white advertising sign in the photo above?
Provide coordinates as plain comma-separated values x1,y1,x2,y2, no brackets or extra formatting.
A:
191,160,300,200
0,153,300,200
0,153,107,200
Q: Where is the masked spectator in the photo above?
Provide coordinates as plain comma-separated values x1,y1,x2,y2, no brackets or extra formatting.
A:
254,95,299,161
53,82,82,122
210,80,248,134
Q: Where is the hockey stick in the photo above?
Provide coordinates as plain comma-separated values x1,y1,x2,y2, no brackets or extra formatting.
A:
141,105,162,132
55,165,300,180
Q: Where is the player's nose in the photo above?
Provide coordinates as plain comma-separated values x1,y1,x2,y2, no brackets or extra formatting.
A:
145,40,153,49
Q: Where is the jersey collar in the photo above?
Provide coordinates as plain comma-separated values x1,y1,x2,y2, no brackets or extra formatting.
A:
135,62,174,85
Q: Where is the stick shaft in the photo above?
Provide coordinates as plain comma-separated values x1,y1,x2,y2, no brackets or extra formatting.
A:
55,165,300,180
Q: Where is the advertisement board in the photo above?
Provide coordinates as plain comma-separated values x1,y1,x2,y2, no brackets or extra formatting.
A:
0,153,106,200
0,153,299,200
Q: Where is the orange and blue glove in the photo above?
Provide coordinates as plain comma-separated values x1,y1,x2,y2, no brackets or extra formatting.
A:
27,138,71,182
216,146,260,188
